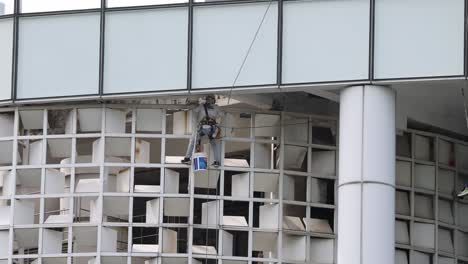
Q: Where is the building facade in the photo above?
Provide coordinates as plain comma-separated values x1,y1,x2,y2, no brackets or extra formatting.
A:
0,0,467,264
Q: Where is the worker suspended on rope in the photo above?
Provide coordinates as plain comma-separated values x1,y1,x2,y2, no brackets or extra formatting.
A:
182,95,223,167
458,182,468,198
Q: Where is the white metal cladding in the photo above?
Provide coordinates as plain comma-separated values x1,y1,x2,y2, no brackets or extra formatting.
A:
0,0,466,101
104,8,188,93
16,13,101,99
0,18,13,101
374,0,465,79
0,104,338,264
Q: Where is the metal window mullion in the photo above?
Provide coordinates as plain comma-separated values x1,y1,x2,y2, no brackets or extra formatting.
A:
68,108,77,257
305,116,312,263
186,0,193,91
96,105,107,258
454,142,460,262
8,108,20,263
128,107,136,259
277,112,284,264
98,0,106,97
11,0,19,102
276,0,283,86
434,137,440,264
410,132,416,262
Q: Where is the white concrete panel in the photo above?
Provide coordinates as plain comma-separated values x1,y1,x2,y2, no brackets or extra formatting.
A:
396,161,411,187
136,109,163,132
254,114,280,138
283,175,295,201
310,238,334,264
439,199,454,224
438,257,455,264
283,216,305,231
362,184,395,264
414,136,431,161
254,143,271,169
457,231,468,257
282,0,369,83
116,169,130,193
252,232,277,254
459,203,468,229
414,164,435,190
231,173,249,197
132,244,159,253
76,179,100,193
146,198,160,224
101,227,118,252
0,19,12,100
412,251,431,264
438,228,454,253
192,245,216,255
28,140,43,165
14,200,35,225
135,139,150,164
259,204,278,229
77,109,101,132
0,113,14,137
1,170,13,197
414,195,433,219
254,172,278,195
284,145,307,171
311,150,335,176
17,14,100,98
396,191,410,216
105,108,126,133
282,234,306,261
413,223,435,249
164,198,189,217
303,218,332,233
337,184,361,263
374,0,464,78
44,169,65,194
162,228,177,253
438,169,455,195
0,231,8,257
457,145,468,171
395,250,408,264
222,230,233,256
0,206,10,225
194,169,220,189
395,220,409,244
42,229,62,254
0,141,13,165
105,8,188,93
192,3,277,88
201,200,219,226
438,140,454,165
164,169,180,194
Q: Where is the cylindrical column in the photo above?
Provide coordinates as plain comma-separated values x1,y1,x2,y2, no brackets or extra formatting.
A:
337,85,396,264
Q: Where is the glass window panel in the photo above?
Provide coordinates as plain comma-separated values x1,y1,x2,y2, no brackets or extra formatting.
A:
107,0,187,7
20,0,100,13
282,0,369,83
0,19,12,100
104,8,188,94
374,0,464,78
17,13,100,99
192,2,277,88
0,0,14,15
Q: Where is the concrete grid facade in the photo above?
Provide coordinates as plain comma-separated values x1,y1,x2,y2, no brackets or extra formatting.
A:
0,104,338,264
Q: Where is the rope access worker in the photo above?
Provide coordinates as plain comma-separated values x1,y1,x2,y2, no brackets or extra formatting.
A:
181,95,223,167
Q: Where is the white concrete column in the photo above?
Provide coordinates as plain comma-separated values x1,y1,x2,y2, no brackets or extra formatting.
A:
337,85,396,264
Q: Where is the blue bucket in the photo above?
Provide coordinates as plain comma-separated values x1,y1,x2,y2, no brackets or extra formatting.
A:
193,152,207,171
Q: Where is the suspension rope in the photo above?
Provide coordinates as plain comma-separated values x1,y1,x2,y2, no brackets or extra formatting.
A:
462,87,468,130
